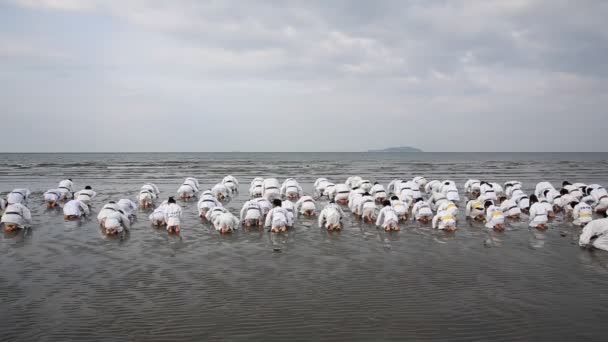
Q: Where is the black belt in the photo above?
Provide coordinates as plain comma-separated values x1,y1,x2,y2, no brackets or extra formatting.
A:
266,187,278,190
507,205,518,211
338,191,349,194
79,193,91,198
4,211,21,216
375,190,386,194
12,191,24,196
247,207,260,212
59,187,70,191
202,199,216,203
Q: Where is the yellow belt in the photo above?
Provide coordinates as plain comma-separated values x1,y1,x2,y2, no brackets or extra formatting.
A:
492,211,504,218
442,215,454,221
580,213,592,218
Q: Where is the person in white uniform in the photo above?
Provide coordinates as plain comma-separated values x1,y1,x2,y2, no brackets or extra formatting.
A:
222,175,239,195
1,203,32,232
318,200,345,231
97,202,130,235
579,215,608,251
164,197,183,234
198,190,220,220
265,199,293,233
63,199,90,220
572,201,593,226
7,189,31,206
149,200,169,226
529,195,549,230
432,209,457,231
117,199,138,223
44,189,63,208
281,178,303,200
214,211,240,234
296,196,317,217
240,200,263,227
75,186,96,206
412,198,433,223
376,200,400,231
485,201,506,232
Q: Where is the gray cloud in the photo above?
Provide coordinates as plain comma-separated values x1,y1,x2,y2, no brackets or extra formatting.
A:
1,0,607,152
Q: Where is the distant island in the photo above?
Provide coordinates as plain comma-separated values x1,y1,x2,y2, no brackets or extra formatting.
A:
368,146,423,152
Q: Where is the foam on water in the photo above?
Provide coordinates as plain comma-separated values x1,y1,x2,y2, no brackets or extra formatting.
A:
1,153,608,341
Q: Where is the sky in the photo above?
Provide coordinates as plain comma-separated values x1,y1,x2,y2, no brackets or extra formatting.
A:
0,0,607,152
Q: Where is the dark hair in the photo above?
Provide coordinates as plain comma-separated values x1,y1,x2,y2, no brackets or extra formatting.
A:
562,181,571,187
329,199,335,204
374,182,379,185
109,201,116,204
530,195,539,204
415,198,423,203
560,188,569,195
272,199,282,207
168,197,176,204
543,189,550,196
444,181,450,185
390,196,399,200
382,199,391,206
363,192,370,196
480,181,488,186
499,196,507,202
484,201,493,209
569,201,579,208
586,187,592,195
85,186,92,190
68,178,72,181
604,211,608,218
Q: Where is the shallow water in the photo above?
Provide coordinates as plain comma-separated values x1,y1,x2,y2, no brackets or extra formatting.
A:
1,153,608,341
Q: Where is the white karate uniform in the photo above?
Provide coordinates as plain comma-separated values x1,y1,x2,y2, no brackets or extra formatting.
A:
579,218,608,251
485,205,505,229
391,198,409,217
149,201,169,225
63,200,90,217
334,184,351,202
262,178,281,200
253,198,272,216
529,202,549,228
75,189,97,205
358,195,376,218
441,181,460,202
346,176,362,190
370,184,388,201
1,203,32,228
464,179,481,195
44,189,63,204
117,199,138,220
281,178,303,198
535,182,556,199
318,204,344,228
141,183,160,197
413,176,428,190
437,201,458,217
97,203,130,232
500,199,521,217
250,178,264,198
572,202,593,226
164,203,183,228
265,207,292,229
212,183,230,200
214,212,240,232
206,206,227,223
480,183,497,201
465,200,485,219
240,201,263,222
412,201,433,220
198,192,220,216
222,175,239,193
358,180,373,193
7,189,31,205
432,210,457,230
282,200,296,224
58,179,74,193
296,196,316,215
376,206,399,228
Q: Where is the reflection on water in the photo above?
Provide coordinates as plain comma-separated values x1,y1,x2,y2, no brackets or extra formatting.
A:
1,153,608,341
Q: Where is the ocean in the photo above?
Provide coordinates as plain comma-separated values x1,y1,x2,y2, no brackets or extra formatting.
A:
1,152,608,341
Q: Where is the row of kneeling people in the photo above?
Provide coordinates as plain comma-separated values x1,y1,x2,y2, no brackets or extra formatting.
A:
3,177,607,235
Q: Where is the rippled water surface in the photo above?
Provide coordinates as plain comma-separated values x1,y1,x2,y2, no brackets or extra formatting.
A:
1,153,608,341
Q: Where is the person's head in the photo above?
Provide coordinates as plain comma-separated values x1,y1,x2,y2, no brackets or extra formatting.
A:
390,196,399,201
272,199,282,207
569,201,579,209
562,181,571,187
108,201,116,204
560,188,569,195
480,181,488,186
363,192,370,196
415,198,423,203
444,181,450,185
530,195,539,204
374,182,379,185
382,199,391,207
498,196,507,203
484,201,493,209
329,199,335,204
543,189,550,197
68,178,72,181
586,187,592,195
85,185,92,190
168,197,176,204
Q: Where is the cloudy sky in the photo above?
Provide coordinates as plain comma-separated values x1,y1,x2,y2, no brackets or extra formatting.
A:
1,0,606,152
